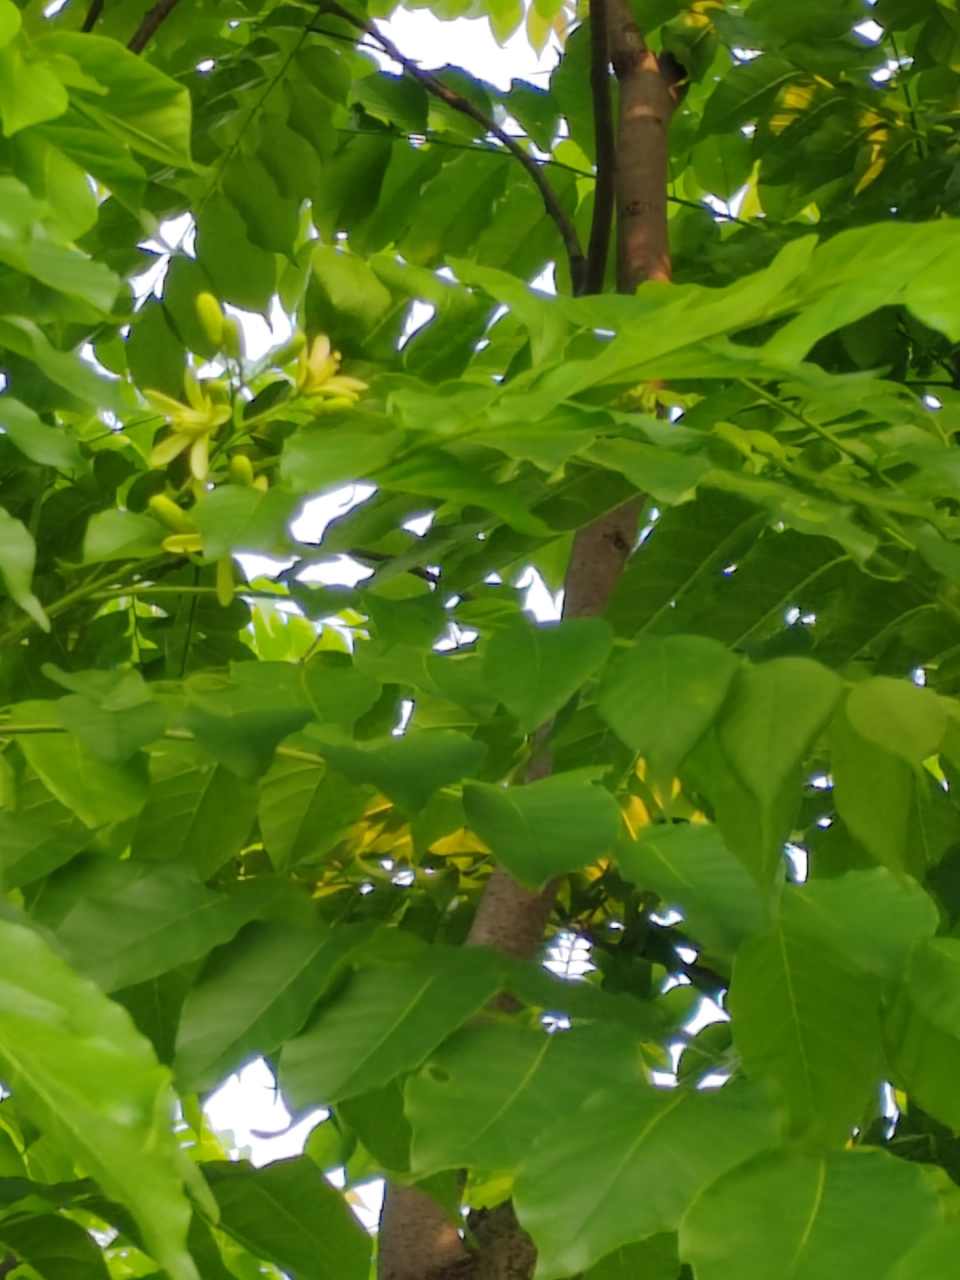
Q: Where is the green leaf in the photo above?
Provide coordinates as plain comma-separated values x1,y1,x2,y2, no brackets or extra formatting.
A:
0,0,20,48
258,759,370,871
279,946,504,1107
0,397,82,469
0,1210,109,1280
514,1081,780,1280
302,652,382,729
0,41,67,136
718,657,842,809
12,704,147,827
0,506,48,630
585,439,711,506
130,751,259,879
885,984,960,1131
904,936,960,1041
55,694,166,764
175,921,372,1094
204,1158,370,1280
781,869,938,981
192,485,297,562
830,706,915,873
314,729,487,816
0,919,196,1280
280,423,405,494
406,1021,643,1177
182,703,311,780
463,771,623,889
679,1149,941,1280
887,1221,960,1280
82,509,165,564
482,616,614,734
845,677,947,770
586,1236,680,1280
195,194,276,314
616,822,768,956
54,862,272,993
37,35,192,169
0,811,88,891
597,636,739,796
728,918,881,1143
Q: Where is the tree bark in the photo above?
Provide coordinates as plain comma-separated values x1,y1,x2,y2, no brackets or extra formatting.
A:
607,0,680,290
377,8,675,1278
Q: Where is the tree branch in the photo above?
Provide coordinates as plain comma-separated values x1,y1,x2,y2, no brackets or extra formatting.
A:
128,0,181,53
81,0,106,32
607,0,682,290
585,0,616,295
322,0,587,295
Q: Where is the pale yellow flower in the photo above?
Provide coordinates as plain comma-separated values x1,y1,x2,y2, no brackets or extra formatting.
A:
295,335,367,402
147,373,231,479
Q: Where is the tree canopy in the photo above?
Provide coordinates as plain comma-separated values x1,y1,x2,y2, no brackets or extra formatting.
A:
3,0,960,1277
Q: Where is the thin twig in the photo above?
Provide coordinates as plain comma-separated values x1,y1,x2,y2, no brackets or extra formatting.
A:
81,0,105,32
585,0,616,295
320,0,587,292
128,0,181,52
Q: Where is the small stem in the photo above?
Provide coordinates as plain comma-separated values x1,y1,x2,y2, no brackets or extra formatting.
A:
321,0,587,293
128,0,181,52
81,0,105,29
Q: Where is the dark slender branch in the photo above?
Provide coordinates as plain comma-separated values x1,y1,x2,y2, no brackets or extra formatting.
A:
321,0,587,294
128,0,181,53
81,0,105,32
585,0,616,295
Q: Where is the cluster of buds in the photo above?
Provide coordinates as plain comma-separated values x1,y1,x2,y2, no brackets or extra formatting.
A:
295,334,367,410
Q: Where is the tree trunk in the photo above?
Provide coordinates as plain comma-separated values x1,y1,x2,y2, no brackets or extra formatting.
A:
376,9,680,1277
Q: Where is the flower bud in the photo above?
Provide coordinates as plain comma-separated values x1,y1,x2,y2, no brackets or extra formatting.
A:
229,454,256,487
222,317,243,360
196,292,224,349
216,556,234,608
149,493,197,534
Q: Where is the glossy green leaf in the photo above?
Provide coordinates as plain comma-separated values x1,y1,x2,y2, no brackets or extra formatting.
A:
407,1020,643,1176
597,636,739,795
0,919,196,1280
82,510,166,564
0,506,47,630
0,812,88,890
616,821,768,956
463,771,623,889
718,658,842,808
514,1081,780,1280
130,752,259,879
204,1158,370,1280
728,918,881,1143
845,677,948,769
482,616,614,734
314,729,487,816
55,694,166,763
12,704,146,827
54,863,271,993
0,41,67,135
280,946,504,1106
586,1235,680,1280
258,759,369,871
0,1210,109,1280
679,1148,940,1280
175,921,372,1095
887,1220,960,1280
0,398,81,469
781,869,938,980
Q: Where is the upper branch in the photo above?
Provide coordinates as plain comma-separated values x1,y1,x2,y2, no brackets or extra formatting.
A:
128,0,181,53
323,0,587,294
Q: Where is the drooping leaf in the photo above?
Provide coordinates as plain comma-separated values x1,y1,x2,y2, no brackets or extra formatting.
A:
462,771,623,889
203,1158,370,1280
514,1081,780,1280
279,946,504,1107
482,616,614,734
679,1148,940,1280
597,636,739,797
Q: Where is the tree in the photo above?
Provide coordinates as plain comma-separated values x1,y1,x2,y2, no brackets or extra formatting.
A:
4,0,960,1275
